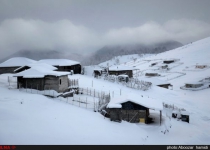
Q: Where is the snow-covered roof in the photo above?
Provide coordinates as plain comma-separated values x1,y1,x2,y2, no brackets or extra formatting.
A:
107,94,163,111
0,57,37,67
109,65,134,71
118,75,129,77
181,111,190,115
185,82,204,85
38,59,80,66
14,62,57,72
13,64,70,78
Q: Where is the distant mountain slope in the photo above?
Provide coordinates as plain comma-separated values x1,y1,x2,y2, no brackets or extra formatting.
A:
0,50,83,63
82,40,183,65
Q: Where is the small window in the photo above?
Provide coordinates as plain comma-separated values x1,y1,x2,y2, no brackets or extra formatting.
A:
60,79,61,85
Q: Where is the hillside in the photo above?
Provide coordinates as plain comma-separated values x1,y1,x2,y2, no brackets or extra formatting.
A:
0,37,210,145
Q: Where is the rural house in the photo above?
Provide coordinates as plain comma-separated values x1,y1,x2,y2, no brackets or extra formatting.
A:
0,57,37,74
108,66,133,78
39,59,82,74
180,81,209,91
13,63,70,93
106,95,163,125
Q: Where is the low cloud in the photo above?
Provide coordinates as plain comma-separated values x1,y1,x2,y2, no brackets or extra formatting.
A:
0,18,210,58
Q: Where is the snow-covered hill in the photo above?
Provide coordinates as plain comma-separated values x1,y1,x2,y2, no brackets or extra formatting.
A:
1,37,210,145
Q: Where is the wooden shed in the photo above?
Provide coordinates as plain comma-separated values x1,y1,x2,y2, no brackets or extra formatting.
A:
163,60,175,64
93,68,102,78
195,65,207,69
185,82,203,88
145,73,160,77
0,57,37,74
106,95,163,125
39,59,82,74
13,64,70,93
108,66,133,78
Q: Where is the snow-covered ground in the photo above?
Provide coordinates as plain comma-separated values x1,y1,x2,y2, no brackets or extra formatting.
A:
1,37,210,145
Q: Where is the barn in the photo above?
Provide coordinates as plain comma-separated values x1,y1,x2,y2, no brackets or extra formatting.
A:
108,66,133,78
13,63,70,93
106,95,163,125
38,59,81,74
0,57,37,74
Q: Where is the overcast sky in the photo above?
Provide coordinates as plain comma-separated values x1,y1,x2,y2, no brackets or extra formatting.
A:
0,0,210,58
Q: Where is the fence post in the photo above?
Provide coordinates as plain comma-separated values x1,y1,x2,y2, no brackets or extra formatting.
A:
79,97,80,107
120,89,121,95
67,97,68,103
72,94,74,105
94,99,95,112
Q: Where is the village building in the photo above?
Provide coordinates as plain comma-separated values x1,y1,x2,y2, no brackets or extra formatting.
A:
160,65,168,69
0,57,37,74
195,65,207,69
93,68,102,78
163,60,175,64
106,95,163,125
180,81,210,91
38,59,81,74
13,63,70,93
184,82,204,88
108,66,133,78
139,77,172,89
150,62,158,67
145,72,160,77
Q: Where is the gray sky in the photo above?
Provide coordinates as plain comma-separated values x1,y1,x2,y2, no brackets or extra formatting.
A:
0,0,210,58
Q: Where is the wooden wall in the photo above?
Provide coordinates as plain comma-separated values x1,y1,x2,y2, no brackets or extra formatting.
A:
108,101,150,123
44,75,59,91
58,75,69,92
17,77,45,90
17,75,69,93
56,64,82,74
0,67,20,74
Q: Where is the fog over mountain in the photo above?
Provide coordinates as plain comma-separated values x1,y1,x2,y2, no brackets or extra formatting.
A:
0,40,183,66
81,40,183,65
0,50,83,63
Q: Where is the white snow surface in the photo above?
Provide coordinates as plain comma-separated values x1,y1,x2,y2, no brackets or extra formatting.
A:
14,62,58,72
0,57,37,67
13,64,70,78
107,94,163,111
1,37,210,145
39,59,80,66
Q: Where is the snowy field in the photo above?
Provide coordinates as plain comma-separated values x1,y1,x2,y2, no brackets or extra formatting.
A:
1,37,210,145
